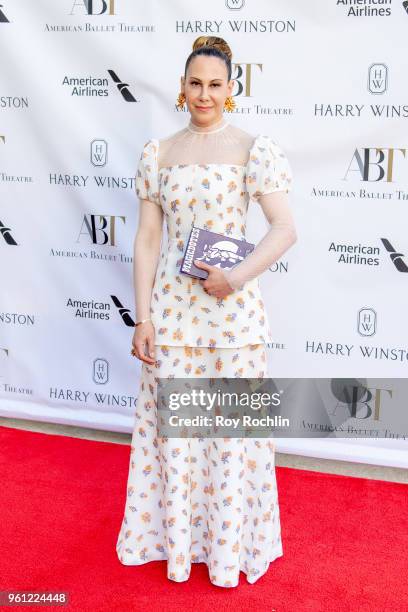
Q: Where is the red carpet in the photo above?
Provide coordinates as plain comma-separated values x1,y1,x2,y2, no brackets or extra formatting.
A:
0,424,407,612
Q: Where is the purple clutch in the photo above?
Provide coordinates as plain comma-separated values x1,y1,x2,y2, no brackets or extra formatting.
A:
179,225,255,280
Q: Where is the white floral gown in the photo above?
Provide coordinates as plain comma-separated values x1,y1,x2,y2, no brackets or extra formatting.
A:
116,118,293,587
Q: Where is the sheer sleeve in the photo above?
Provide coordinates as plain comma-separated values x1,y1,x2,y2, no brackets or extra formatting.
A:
222,138,296,291
246,135,293,202
223,192,297,291
135,139,161,206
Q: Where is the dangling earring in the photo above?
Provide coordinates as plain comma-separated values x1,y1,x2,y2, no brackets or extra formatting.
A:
176,92,186,110
224,96,236,112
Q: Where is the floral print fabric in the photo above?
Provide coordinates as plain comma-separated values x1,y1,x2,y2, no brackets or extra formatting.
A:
116,344,283,587
134,134,292,348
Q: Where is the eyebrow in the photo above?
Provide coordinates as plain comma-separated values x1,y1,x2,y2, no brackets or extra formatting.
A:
189,77,223,82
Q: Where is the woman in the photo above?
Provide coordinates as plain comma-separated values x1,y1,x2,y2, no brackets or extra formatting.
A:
116,35,297,588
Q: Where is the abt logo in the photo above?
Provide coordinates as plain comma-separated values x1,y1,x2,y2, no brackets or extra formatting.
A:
70,0,115,15
333,385,391,421
77,214,126,246
344,147,406,182
233,63,262,97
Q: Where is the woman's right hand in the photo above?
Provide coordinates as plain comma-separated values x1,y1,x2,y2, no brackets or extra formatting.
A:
131,321,156,364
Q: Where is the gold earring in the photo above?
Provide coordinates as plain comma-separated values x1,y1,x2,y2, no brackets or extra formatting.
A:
176,92,186,110
224,96,236,112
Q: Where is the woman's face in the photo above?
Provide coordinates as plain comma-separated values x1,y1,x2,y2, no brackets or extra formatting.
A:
181,55,234,126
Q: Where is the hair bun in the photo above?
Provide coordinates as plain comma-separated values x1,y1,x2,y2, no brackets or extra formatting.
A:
192,36,232,61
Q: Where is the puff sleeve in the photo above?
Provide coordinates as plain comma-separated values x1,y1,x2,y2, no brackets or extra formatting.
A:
135,138,161,206
246,135,293,202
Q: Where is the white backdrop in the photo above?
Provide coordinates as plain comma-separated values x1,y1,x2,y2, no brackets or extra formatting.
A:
1,0,407,468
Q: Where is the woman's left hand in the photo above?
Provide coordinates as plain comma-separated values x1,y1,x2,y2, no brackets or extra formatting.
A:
194,260,234,298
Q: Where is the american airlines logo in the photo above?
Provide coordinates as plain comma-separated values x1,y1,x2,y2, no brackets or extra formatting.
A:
0,220,17,245
108,70,137,102
62,70,137,101
381,238,408,272
0,4,9,22
110,296,135,327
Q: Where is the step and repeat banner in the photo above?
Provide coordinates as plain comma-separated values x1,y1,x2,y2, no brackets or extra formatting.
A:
1,1,407,467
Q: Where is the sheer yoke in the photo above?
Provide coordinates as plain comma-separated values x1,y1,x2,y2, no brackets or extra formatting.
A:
158,122,256,169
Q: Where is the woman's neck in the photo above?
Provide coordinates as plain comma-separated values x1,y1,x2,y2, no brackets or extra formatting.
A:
187,115,228,134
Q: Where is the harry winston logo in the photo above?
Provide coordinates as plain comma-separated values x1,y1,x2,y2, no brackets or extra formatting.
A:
0,220,17,245
357,308,377,337
107,70,137,102
380,238,408,272
367,63,388,94
93,358,109,384
110,296,135,327
91,140,108,166
226,0,245,9
0,4,9,22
